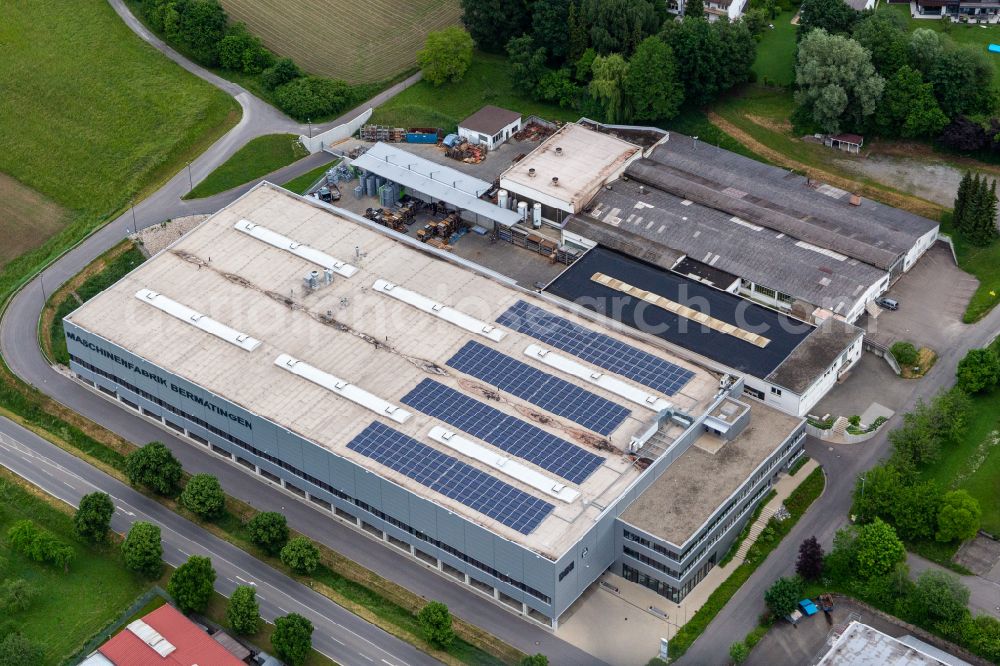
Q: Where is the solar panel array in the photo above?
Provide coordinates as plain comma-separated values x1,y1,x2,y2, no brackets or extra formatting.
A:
347,422,554,534
401,379,605,484
446,340,630,436
496,300,695,396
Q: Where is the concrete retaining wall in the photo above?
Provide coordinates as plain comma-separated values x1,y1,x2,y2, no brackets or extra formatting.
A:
300,108,372,153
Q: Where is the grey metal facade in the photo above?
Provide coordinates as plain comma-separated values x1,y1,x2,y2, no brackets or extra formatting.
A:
65,318,804,625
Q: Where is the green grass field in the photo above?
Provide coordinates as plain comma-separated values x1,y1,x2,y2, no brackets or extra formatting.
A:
185,134,308,199
0,471,149,664
371,52,582,133
918,382,1000,535
280,158,341,194
0,0,237,295
752,11,798,86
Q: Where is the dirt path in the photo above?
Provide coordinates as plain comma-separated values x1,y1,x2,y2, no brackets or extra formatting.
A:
706,111,947,220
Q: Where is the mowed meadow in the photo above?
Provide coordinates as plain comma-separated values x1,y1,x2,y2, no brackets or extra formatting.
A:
0,0,238,273
219,0,462,83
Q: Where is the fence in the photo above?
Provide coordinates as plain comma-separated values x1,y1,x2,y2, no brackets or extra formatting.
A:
299,108,373,153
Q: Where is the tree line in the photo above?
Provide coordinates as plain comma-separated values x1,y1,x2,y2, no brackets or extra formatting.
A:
793,0,996,143
135,0,360,121
445,0,762,125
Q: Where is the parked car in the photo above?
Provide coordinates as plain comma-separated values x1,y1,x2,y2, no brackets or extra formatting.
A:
875,297,899,310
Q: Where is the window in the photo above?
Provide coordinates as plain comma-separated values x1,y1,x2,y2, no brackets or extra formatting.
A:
754,284,776,299
743,385,764,400
770,386,782,396
558,561,574,581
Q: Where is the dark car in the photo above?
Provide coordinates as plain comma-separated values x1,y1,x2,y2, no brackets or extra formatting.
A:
875,297,899,311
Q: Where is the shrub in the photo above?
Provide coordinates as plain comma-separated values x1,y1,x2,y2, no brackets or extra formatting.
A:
729,641,750,663
418,601,455,648
764,576,801,617
855,518,905,579
280,537,320,574
956,347,1000,394
936,489,981,542
262,58,302,91
180,473,226,519
914,569,970,625
275,77,354,121
0,579,37,613
0,633,42,665
890,341,919,366
247,511,289,555
6,520,75,572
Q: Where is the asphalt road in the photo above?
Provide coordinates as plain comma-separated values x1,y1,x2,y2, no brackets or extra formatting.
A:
0,3,601,664
0,417,436,666
677,306,1000,665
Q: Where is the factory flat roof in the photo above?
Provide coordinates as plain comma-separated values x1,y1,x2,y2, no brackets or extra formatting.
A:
818,622,970,666
620,399,801,546
351,142,522,227
68,183,724,559
569,176,887,316
500,123,641,214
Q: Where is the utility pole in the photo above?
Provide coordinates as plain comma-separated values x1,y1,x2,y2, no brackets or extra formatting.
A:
186,161,194,192
308,118,313,139
130,198,137,233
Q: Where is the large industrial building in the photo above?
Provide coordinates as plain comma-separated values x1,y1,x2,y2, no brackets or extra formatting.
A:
65,184,806,627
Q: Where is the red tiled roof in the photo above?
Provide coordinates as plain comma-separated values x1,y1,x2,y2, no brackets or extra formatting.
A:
98,604,244,666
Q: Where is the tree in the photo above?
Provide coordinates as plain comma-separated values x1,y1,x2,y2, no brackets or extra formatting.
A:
890,341,919,367
520,655,549,666
794,29,884,134
685,0,705,19
764,577,801,618
74,492,114,543
624,38,683,122
272,613,314,666
797,0,859,38
460,0,529,53
914,570,970,625
122,521,163,578
6,520,75,572
262,58,302,91
247,511,289,555
532,0,572,60
275,77,354,122
854,518,905,579
886,389,971,472
581,0,663,55
175,0,229,66
168,555,216,614
0,633,42,666
796,536,824,580
956,346,1000,394
180,473,226,520
418,27,474,86
537,69,580,108
218,23,261,72
936,490,981,543
0,579,37,613
507,35,549,96
661,19,756,107
928,47,995,119
729,641,750,664
418,601,455,648
852,12,909,77
893,480,942,542
875,66,947,140
567,2,589,61
125,441,183,495
962,177,999,247
953,171,974,232
826,526,859,580
939,116,988,153
280,537,320,574
908,28,943,76
226,585,261,635
589,53,630,123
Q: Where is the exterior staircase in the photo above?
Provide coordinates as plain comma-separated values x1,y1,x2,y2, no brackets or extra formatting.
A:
865,299,881,319
831,416,850,438
733,505,778,561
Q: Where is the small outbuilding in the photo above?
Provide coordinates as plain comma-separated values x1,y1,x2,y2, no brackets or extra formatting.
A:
458,106,522,150
825,133,864,154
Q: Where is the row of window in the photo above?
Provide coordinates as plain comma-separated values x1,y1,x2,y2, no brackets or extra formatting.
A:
72,356,553,605
558,560,575,582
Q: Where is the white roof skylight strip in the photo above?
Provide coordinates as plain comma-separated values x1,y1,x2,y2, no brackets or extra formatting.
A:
134,289,261,352
234,219,358,277
371,278,506,342
274,354,411,424
523,344,672,412
427,426,579,503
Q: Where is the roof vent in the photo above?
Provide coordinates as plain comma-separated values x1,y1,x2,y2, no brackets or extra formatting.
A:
551,177,559,187
528,167,536,178
555,146,563,156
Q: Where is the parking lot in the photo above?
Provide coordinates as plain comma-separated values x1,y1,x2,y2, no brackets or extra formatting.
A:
861,242,978,352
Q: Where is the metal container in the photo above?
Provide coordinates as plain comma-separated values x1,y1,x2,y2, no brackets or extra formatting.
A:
354,185,363,199
532,202,542,229
517,201,528,222
498,189,509,209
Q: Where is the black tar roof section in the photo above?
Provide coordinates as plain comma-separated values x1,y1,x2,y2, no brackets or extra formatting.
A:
545,246,814,378
458,105,522,136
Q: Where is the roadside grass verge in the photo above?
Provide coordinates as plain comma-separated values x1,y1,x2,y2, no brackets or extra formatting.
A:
371,52,581,133
184,134,309,199
668,467,825,661
719,489,777,567
44,240,147,365
281,159,342,195
0,467,150,665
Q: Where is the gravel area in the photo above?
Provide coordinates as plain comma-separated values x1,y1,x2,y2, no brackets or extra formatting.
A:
133,215,208,257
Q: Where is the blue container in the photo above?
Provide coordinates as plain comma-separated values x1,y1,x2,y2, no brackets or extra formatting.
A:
406,132,438,144
442,133,460,148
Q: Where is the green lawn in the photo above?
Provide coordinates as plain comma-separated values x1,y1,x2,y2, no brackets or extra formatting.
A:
371,52,581,133
752,11,798,86
185,134,309,199
280,159,341,195
0,0,237,303
918,381,1000,535
0,471,149,664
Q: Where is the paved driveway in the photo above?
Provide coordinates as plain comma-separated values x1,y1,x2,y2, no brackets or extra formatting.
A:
862,243,978,351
